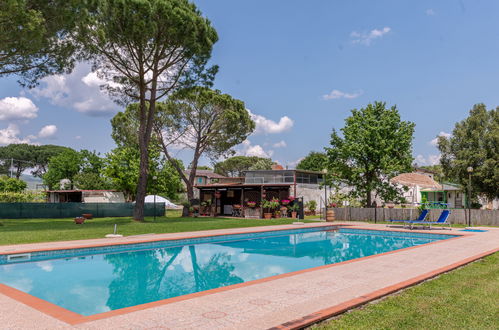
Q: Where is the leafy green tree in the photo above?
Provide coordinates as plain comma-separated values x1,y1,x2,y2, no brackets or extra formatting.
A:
0,176,27,192
0,144,72,178
71,150,111,190
325,102,415,207
43,149,83,189
31,145,73,177
0,0,84,86
0,144,36,178
78,0,218,220
214,156,273,177
438,104,499,201
155,87,255,209
104,147,183,201
296,152,328,172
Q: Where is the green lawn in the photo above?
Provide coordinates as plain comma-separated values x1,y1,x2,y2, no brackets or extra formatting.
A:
0,212,314,245
313,252,499,329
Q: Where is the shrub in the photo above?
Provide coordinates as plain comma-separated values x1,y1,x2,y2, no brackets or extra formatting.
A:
0,176,27,192
306,200,317,211
0,191,45,203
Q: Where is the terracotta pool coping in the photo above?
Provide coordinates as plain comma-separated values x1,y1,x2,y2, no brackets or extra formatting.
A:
0,223,470,326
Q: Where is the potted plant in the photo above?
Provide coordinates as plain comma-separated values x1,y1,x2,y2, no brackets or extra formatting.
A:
307,200,317,215
247,201,257,208
262,198,280,219
281,199,291,206
288,203,300,218
188,206,195,217
74,217,85,224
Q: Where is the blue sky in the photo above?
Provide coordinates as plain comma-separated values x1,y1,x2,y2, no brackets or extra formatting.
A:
1,0,499,168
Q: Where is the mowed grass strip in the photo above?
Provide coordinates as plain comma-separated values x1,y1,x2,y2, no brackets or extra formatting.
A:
313,252,499,330
0,211,314,245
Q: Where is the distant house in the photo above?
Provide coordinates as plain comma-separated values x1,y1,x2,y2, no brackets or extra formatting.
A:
183,169,227,186
390,171,465,208
194,166,326,217
46,190,125,203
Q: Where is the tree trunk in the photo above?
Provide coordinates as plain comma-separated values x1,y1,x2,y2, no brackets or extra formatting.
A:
134,136,149,221
366,189,372,208
133,75,149,221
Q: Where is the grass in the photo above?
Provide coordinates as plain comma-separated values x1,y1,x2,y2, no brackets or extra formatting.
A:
0,211,314,245
313,252,499,330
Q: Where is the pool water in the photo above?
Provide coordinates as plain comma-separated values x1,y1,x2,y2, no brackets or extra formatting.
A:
0,228,455,316
460,229,488,232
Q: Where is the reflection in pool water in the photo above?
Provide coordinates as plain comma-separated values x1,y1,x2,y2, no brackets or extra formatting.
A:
0,229,450,315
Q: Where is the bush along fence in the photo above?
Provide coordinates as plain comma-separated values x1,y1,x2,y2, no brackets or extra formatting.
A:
0,202,165,219
327,207,499,226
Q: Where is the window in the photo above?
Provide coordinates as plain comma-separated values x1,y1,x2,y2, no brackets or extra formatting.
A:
197,177,203,184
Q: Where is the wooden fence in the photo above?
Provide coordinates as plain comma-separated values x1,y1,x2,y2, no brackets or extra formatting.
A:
326,207,499,226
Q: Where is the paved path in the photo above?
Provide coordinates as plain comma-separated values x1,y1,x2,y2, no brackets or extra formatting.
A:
1,223,498,329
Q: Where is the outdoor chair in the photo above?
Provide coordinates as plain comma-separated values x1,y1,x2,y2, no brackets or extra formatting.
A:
388,209,428,224
409,209,452,230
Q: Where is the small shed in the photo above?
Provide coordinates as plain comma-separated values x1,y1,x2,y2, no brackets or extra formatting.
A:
46,190,125,203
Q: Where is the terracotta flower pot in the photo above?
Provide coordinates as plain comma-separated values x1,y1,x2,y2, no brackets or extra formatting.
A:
264,213,272,220
74,217,85,224
291,211,297,219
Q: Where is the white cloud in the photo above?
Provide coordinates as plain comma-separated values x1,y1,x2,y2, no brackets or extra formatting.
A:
415,154,441,166
430,131,451,146
426,9,436,16
31,63,118,117
247,110,294,134
75,135,82,140
246,145,273,158
273,140,287,148
31,75,69,105
38,125,57,139
0,97,38,121
0,124,32,145
322,89,363,100
351,27,391,46
238,139,273,158
81,71,105,87
35,261,53,272
288,157,304,168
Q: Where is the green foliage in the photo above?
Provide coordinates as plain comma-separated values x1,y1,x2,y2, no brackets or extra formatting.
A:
306,200,317,211
262,198,280,211
0,176,27,192
156,87,255,201
438,104,499,200
0,191,44,202
78,0,219,220
296,152,328,172
0,144,36,178
43,149,83,189
214,156,273,177
0,0,84,86
417,165,449,183
104,147,183,201
0,144,73,178
326,102,415,207
160,87,255,161
328,191,362,207
419,195,428,212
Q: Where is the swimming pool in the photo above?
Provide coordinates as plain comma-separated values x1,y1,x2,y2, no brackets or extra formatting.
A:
0,227,456,316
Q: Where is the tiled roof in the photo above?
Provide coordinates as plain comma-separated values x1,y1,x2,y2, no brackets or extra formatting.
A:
184,170,227,179
390,173,441,189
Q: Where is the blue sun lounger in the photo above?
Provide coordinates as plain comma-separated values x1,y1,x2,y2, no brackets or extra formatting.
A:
388,209,428,224
409,210,452,230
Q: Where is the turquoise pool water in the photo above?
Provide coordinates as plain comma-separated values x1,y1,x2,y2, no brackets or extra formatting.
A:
0,227,455,316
